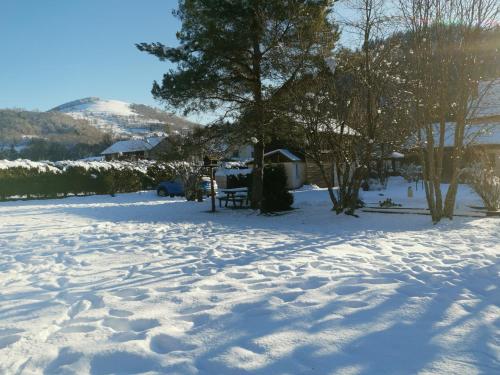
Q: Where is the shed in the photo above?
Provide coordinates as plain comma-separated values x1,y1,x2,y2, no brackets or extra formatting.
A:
248,149,306,190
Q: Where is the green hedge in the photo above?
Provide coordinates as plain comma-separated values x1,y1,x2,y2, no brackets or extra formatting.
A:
0,160,174,201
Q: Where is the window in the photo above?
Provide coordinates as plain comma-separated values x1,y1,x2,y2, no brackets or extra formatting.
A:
295,163,299,178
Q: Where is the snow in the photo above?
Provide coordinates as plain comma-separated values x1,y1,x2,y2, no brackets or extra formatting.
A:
61,98,135,117
51,97,164,138
100,137,165,155
387,151,405,159
215,168,252,177
321,120,360,136
0,159,158,174
0,179,498,374
264,149,302,162
0,159,61,173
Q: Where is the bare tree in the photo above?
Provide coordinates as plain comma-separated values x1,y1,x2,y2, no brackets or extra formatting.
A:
397,0,498,222
280,70,365,214
336,0,396,185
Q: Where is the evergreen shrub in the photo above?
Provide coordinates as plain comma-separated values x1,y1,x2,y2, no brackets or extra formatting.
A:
261,164,293,212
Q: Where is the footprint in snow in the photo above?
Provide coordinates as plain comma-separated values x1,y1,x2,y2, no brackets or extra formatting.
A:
150,334,197,354
44,347,83,374
57,277,70,288
112,288,150,301
335,285,367,295
181,265,197,275
198,283,236,292
90,351,160,375
343,300,369,308
109,309,133,318
226,272,251,280
274,291,303,303
179,304,214,314
0,335,21,349
288,277,329,291
111,331,147,343
59,325,96,333
102,317,160,333
0,328,24,337
67,300,92,319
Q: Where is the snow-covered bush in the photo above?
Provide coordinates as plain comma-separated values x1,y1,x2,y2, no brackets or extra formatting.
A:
146,163,176,189
0,159,163,201
463,163,500,211
166,161,205,201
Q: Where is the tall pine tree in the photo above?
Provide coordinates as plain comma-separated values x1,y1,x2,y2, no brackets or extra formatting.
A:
137,0,337,209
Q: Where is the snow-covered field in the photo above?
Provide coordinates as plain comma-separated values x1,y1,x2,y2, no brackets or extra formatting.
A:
0,180,498,374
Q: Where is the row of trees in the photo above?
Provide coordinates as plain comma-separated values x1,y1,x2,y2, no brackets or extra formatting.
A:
139,0,499,222
0,138,114,161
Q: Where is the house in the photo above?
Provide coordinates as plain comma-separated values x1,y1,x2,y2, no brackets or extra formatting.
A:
303,122,361,188
429,80,500,179
100,136,168,161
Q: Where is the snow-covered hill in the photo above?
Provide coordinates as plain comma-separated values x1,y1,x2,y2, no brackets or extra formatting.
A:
50,97,198,138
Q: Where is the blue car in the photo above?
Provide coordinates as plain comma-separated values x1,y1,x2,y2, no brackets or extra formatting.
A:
156,179,184,197
157,177,217,197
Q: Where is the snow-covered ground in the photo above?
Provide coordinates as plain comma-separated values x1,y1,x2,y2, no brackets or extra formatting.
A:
0,179,498,374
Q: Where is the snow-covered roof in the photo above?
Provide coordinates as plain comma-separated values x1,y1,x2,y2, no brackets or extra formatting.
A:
264,149,302,162
144,136,165,148
101,136,166,155
430,122,500,147
319,120,360,136
471,80,500,119
387,151,405,159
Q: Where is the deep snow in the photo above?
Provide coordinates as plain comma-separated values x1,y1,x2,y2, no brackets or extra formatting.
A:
0,179,498,374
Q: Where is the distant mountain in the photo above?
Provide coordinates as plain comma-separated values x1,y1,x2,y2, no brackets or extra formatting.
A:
0,109,105,146
0,109,110,161
0,98,200,161
50,97,199,137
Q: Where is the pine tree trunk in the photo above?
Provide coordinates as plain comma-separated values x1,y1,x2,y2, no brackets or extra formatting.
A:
251,141,264,210
250,6,264,210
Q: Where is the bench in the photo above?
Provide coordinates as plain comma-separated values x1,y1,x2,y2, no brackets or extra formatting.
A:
217,194,249,208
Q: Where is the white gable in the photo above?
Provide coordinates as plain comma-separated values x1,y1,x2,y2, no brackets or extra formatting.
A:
264,149,302,162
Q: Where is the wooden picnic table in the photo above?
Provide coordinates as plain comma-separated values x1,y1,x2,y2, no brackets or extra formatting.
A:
217,187,249,208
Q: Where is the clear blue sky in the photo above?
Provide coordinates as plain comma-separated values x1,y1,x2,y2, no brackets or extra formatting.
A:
0,1,358,115
0,0,179,111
